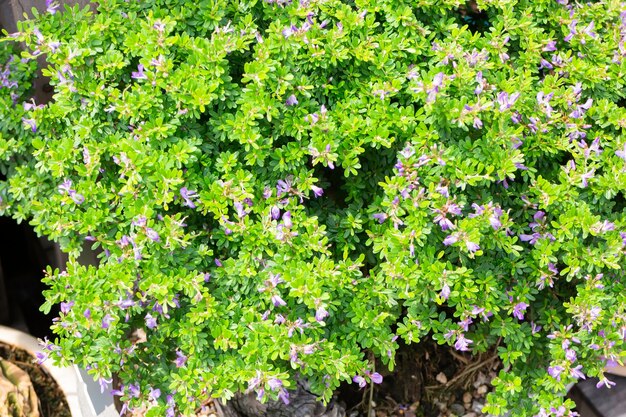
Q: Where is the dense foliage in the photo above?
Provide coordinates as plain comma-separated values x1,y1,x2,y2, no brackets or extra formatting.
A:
1,0,626,415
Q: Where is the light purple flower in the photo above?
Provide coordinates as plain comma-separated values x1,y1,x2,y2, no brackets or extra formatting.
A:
497,91,520,111
268,378,283,391
22,118,37,132
373,213,387,223
60,301,74,314
512,302,529,320
543,40,557,52
548,365,564,380
149,387,161,401
278,388,290,404
285,94,298,106
271,294,287,307
146,228,160,242
145,314,157,329
315,306,329,322
311,185,323,197
440,283,450,300
180,187,198,208
35,351,48,364
581,169,594,187
443,233,459,246
174,350,187,368
282,211,292,228
539,59,553,70
565,349,577,362
465,241,480,253
131,64,147,80
353,375,367,388
306,113,319,124
102,314,113,329
454,334,472,351
128,383,140,398
46,0,59,14
596,376,616,389
370,372,383,384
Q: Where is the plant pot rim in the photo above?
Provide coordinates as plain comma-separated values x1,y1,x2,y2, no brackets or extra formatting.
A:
0,324,82,417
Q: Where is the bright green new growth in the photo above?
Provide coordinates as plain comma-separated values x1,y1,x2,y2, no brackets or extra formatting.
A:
0,359,40,417
1,0,626,416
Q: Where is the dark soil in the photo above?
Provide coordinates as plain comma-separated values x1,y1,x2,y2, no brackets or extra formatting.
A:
0,341,71,417
339,340,500,417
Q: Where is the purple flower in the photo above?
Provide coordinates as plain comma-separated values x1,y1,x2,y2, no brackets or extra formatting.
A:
22,118,37,132
131,64,147,80
84,308,91,319
145,314,157,329
548,365,564,380
149,387,161,401
465,241,480,253
596,376,616,389
370,372,383,384
497,91,520,111
565,349,577,362
512,302,529,320
285,94,298,106
581,169,595,187
282,211,292,228
270,205,281,220
214,258,222,267
306,113,319,124
271,294,287,307
443,233,459,246
311,185,323,197
454,334,472,351
174,350,187,368
315,306,329,322
268,378,283,391
373,213,387,223
101,314,113,329
440,283,451,300
70,192,85,204
520,232,541,245
276,178,293,196
46,0,59,14
278,388,290,405
474,71,484,94
180,187,198,209
35,352,48,364
98,377,112,393
60,301,74,314
282,24,297,38
128,383,140,398
539,59,553,70
353,375,367,388
145,228,160,242
543,40,557,52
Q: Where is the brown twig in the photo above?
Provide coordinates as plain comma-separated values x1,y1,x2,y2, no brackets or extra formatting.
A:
445,354,499,388
449,350,470,365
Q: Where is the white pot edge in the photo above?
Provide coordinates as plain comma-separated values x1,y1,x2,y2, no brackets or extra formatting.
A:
0,324,83,417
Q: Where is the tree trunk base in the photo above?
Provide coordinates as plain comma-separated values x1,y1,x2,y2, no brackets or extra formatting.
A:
216,381,346,417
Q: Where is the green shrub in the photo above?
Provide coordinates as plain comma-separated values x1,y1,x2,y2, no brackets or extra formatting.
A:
1,1,625,416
